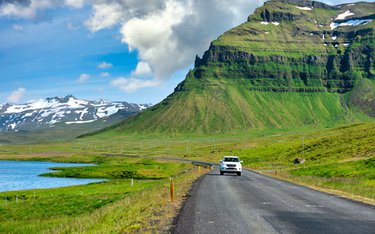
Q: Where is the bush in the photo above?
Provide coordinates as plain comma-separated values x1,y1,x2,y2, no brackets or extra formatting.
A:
108,170,141,179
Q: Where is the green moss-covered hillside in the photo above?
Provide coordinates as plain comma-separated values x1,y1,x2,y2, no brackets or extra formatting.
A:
96,0,375,134
197,0,375,93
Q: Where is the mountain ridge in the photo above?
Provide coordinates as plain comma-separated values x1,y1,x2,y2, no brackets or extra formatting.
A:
194,0,374,93
89,0,375,135
0,95,150,132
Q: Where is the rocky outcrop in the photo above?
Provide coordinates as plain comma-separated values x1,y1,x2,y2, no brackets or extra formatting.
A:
294,158,306,164
193,0,375,94
272,0,338,10
260,9,303,22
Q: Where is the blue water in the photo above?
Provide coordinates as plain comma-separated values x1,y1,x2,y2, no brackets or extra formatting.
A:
0,160,105,192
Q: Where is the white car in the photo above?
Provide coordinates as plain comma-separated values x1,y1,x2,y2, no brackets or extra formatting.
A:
220,156,243,176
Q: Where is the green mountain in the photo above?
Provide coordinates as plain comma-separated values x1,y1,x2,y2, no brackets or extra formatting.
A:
103,0,375,134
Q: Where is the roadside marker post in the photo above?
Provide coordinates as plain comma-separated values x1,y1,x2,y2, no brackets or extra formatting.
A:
170,177,174,203
131,178,134,187
302,136,305,158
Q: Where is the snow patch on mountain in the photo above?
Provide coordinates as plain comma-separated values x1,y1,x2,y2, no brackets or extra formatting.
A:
0,95,151,132
66,120,96,125
295,6,313,11
335,10,354,20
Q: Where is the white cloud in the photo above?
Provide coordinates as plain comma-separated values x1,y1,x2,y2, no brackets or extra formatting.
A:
86,0,263,83
78,73,90,82
64,0,86,8
111,77,161,93
97,61,113,69
120,0,191,79
0,2,34,18
7,87,26,103
85,2,123,32
12,24,23,31
89,0,369,86
1,0,371,92
0,0,58,18
132,61,152,77
111,61,154,93
100,72,110,77
0,0,366,20
0,0,86,18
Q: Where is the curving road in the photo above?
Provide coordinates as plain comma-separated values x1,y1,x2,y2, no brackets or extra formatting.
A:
172,167,375,234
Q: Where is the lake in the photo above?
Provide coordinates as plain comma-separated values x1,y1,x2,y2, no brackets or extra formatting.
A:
0,160,105,192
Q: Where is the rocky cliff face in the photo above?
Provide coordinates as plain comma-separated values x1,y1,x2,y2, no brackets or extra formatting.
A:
101,0,375,134
194,0,374,93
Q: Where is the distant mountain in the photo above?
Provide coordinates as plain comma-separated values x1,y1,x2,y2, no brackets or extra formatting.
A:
0,95,151,144
0,95,150,132
94,0,375,134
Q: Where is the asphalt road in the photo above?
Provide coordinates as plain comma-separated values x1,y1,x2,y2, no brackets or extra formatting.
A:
173,167,375,234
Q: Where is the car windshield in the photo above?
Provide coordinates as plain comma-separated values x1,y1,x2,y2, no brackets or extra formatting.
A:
224,157,239,162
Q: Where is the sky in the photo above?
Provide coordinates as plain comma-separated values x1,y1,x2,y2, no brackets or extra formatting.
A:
0,0,373,104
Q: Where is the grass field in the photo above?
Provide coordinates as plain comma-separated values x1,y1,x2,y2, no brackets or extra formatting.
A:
0,122,374,232
0,156,207,233
103,82,372,134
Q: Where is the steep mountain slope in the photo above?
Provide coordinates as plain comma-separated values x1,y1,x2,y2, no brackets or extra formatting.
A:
199,0,375,93
347,79,375,117
103,0,375,134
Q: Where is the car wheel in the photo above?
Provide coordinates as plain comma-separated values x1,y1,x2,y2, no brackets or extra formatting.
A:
220,171,224,175
237,172,241,176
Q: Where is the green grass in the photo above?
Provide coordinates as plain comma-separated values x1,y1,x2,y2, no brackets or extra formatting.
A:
103,77,372,134
0,156,198,233
290,158,375,179
0,180,150,233
0,122,374,232
42,157,187,180
89,122,375,201
229,122,375,200
348,79,375,117
234,123,375,168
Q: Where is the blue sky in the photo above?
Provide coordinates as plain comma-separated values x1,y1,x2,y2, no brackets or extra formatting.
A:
0,5,187,104
0,0,373,104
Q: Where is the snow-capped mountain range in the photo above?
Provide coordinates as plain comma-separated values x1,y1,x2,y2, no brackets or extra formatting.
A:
0,95,150,132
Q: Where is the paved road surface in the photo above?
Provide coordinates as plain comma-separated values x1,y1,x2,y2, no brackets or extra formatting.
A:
173,167,375,234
